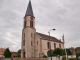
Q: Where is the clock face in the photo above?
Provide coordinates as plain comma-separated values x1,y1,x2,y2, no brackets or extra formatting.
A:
30,16,33,20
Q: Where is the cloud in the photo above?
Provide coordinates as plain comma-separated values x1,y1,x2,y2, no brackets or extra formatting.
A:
0,0,80,51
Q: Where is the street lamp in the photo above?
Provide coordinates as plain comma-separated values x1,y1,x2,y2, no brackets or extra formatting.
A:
48,29,56,60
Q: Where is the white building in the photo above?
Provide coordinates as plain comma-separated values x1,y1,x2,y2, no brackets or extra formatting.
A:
21,0,64,58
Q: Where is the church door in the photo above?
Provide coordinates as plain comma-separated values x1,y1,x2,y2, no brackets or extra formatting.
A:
23,52,25,58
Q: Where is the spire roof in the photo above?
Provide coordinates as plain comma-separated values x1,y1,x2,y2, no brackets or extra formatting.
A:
25,0,34,17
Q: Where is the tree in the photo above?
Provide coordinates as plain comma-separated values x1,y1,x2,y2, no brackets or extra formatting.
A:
53,48,63,56
62,49,72,55
17,49,21,57
76,52,80,58
47,49,54,57
4,48,12,58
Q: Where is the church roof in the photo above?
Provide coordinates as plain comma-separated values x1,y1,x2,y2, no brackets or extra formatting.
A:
25,0,34,17
36,32,63,43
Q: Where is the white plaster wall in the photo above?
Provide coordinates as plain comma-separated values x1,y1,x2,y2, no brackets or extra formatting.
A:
35,34,41,57
41,39,64,56
42,40,49,55
24,28,36,57
51,42,64,49
42,40,48,50
21,16,36,58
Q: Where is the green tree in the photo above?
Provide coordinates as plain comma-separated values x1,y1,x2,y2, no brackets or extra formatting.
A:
47,49,54,57
62,49,72,55
4,48,12,58
53,48,63,56
76,52,80,58
17,49,21,57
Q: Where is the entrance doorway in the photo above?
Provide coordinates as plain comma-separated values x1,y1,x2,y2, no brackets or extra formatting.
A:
23,52,25,58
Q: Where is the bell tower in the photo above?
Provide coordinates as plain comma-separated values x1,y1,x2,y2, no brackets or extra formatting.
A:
21,0,36,58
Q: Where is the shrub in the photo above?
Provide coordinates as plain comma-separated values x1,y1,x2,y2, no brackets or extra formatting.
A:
62,55,68,60
53,48,63,56
76,51,80,58
69,58,77,60
47,50,54,57
43,55,47,58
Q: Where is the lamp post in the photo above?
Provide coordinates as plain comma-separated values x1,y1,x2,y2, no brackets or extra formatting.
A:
48,29,55,60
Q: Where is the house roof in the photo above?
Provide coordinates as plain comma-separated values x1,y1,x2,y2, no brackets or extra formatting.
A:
11,52,17,54
36,32,63,43
25,0,34,17
0,48,6,55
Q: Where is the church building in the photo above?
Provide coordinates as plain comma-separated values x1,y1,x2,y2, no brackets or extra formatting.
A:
21,0,64,58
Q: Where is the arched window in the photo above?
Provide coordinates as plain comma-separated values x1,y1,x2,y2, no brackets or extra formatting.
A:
59,44,61,48
31,41,33,46
30,21,33,28
54,43,56,49
31,33,33,37
47,42,50,49
37,41,38,45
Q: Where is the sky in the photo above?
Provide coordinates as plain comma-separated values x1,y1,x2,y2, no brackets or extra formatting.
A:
0,0,80,51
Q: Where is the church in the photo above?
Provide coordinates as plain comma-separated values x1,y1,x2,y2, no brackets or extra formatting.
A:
21,0,64,58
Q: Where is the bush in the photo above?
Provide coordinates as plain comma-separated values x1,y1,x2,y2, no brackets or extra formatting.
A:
43,55,47,58
69,58,77,60
47,50,54,57
62,55,68,60
76,52,80,58
53,48,63,56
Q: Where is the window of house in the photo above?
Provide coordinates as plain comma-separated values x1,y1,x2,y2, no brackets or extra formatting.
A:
31,33,33,37
59,44,61,48
37,41,38,45
30,21,33,28
31,41,33,46
54,43,56,49
47,42,50,49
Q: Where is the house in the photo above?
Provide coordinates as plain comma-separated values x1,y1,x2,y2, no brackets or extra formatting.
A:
11,52,17,57
0,48,6,55
0,48,6,57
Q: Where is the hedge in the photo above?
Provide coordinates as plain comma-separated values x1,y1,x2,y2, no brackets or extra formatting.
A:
69,58,77,60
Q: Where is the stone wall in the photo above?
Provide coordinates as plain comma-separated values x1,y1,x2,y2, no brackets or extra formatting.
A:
2,58,48,60
1,55,76,60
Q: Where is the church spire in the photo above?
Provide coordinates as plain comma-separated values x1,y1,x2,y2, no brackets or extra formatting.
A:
25,0,34,17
